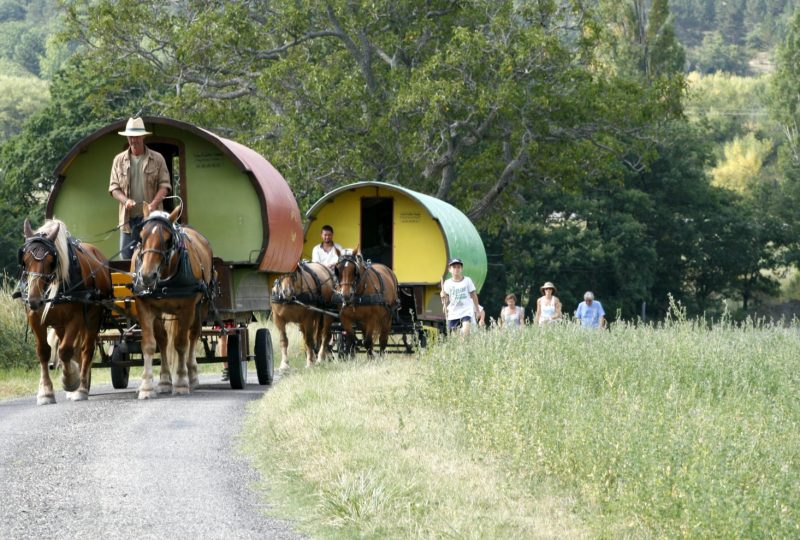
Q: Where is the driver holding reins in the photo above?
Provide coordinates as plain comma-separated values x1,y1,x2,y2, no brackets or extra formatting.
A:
109,117,172,260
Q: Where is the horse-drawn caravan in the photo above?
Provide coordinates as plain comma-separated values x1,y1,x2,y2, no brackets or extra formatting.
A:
39,116,303,393
302,181,488,351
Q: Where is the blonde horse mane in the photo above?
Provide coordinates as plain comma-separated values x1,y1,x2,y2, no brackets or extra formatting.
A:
34,218,70,319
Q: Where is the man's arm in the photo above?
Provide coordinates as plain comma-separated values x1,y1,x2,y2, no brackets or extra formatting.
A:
147,186,170,212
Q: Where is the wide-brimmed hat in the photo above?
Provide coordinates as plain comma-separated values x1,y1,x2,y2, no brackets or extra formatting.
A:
448,258,463,267
540,281,557,294
118,117,152,137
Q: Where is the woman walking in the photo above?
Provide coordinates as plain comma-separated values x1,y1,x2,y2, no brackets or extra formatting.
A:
535,282,562,324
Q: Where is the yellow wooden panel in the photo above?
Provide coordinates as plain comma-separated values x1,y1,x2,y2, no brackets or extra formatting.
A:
111,273,132,285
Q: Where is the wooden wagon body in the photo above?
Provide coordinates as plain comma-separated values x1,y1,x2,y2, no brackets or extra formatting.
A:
303,181,487,348
44,116,304,387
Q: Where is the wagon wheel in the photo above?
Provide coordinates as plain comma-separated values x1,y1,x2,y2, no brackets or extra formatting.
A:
254,328,274,386
110,344,130,390
226,333,248,389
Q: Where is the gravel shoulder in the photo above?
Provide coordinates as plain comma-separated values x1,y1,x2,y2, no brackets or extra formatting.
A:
0,372,303,540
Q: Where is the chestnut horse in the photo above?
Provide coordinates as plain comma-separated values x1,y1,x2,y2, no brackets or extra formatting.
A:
271,261,336,369
18,219,112,404
132,205,215,399
335,249,399,357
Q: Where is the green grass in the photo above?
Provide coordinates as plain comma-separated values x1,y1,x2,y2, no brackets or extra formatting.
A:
243,315,800,538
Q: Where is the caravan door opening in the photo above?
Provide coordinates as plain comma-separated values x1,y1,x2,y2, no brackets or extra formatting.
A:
360,197,393,267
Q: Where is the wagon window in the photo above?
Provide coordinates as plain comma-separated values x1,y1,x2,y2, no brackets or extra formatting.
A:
361,197,393,268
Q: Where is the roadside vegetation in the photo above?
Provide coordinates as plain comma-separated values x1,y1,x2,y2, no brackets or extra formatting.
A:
244,312,800,538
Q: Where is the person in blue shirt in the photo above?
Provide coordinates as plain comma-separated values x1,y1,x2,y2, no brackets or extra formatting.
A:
575,291,606,329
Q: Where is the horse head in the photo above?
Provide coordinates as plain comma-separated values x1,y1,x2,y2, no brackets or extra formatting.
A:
134,205,182,292
19,219,67,312
272,263,304,302
335,250,364,306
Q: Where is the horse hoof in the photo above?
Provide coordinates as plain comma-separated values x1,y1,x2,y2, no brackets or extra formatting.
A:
66,390,89,402
37,394,56,405
278,362,291,371
189,378,200,390
172,385,190,396
137,389,157,400
157,383,172,394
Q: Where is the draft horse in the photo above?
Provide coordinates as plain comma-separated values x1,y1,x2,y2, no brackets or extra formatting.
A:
335,249,399,357
18,219,112,404
271,261,337,369
132,205,215,399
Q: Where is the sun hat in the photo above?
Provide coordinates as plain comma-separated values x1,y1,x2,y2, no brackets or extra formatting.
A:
540,281,557,294
118,117,152,137
448,258,463,266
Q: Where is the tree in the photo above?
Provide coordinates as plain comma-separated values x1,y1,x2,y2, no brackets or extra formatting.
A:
60,0,680,217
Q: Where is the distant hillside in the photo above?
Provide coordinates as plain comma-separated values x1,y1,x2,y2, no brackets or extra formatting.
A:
671,0,798,74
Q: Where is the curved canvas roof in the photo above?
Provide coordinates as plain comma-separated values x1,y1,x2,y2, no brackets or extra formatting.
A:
48,116,302,272
306,181,487,290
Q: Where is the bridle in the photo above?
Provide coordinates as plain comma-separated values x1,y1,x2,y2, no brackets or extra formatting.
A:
17,236,59,298
138,217,178,261
336,254,362,294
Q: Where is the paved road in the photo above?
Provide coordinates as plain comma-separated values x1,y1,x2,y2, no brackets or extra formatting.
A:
0,372,303,540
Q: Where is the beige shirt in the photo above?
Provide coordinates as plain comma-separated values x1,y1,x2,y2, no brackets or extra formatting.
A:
109,146,171,232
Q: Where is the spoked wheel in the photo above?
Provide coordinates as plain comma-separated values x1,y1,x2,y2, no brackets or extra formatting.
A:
254,328,274,385
110,344,130,389
226,333,248,389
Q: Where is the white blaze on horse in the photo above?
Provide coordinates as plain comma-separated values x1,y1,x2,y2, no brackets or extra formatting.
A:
271,261,336,369
132,205,215,399
335,249,399,357
18,218,112,405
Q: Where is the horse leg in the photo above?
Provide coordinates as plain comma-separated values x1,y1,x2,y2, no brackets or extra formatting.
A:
31,320,56,405
275,315,291,371
66,309,99,401
316,315,333,362
58,324,81,393
155,319,173,394
363,321,375,358
171,309,195,395
339,312,356,358
302,319,316,368
379,316,391,356
186,312,202,390
137,309,158,399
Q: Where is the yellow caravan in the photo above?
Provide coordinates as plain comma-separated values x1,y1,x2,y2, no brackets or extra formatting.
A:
304,181,487,344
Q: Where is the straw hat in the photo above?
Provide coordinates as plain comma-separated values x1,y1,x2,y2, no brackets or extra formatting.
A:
118,117,152,137
540,281,557,294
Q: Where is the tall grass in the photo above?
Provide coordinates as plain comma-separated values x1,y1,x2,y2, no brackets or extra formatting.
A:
424,317,800,538
244,315,800,538
0,281,35,370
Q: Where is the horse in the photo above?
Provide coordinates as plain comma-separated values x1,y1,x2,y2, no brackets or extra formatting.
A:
335,249,399,357
132,204,215,399
17,218,112,404
271,261,337,369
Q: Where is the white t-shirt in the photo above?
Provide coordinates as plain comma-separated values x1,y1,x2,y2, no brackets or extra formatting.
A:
443,277,477,321
311,242,343,267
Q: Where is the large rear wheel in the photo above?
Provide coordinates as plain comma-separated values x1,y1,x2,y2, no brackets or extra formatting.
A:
226,333,248,389
254,328,274,385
